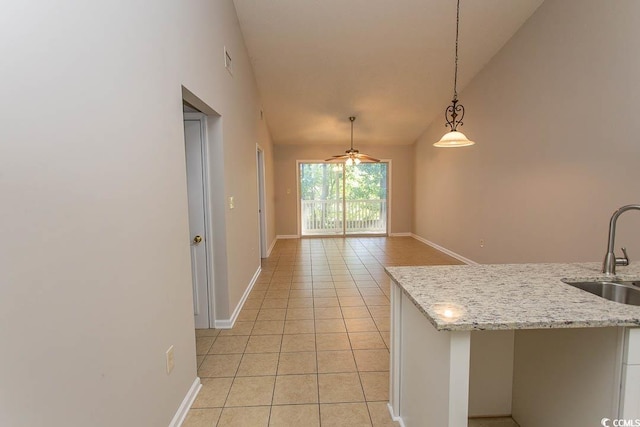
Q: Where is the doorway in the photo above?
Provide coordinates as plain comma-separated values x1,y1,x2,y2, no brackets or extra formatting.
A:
183,112,212,329
298,161,389,236
256,146,267,258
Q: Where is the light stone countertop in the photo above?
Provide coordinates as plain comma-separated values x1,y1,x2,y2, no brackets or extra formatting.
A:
385,263,640,331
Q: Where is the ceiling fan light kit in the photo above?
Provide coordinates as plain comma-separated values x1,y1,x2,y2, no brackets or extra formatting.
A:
434,0,476,148
326,116,380,165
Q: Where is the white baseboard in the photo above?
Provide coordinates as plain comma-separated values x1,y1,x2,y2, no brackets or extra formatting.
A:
169,377,202,427
387,402,406,427
411,233,479,266
214,266,261,329
276,234,300,239
389,232,411,237
266,238,277,257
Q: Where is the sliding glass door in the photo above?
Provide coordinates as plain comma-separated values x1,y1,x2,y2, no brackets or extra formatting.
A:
343,162,387,235
299,163,343,235
299,162,388,236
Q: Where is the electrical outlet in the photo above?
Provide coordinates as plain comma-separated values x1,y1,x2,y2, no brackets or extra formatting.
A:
229,196,234,209
166,345,175,374
480,239,485,248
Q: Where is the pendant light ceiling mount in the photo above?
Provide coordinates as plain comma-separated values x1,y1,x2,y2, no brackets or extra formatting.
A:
326,116,380,165
434,0,475,148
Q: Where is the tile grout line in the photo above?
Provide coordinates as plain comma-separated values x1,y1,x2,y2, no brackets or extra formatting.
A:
310,244,323,427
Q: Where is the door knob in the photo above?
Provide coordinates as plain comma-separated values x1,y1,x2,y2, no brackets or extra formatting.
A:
193,235,203,244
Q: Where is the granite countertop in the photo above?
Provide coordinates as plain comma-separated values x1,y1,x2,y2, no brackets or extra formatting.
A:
385,263,640,331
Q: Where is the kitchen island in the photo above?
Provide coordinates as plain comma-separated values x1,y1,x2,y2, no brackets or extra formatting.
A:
385,263,640,427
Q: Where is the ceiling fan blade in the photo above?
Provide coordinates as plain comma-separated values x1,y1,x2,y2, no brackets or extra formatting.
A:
357,153,381,162
325,155,348,161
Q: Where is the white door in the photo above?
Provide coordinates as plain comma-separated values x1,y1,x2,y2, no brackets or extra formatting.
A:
184,118,210,329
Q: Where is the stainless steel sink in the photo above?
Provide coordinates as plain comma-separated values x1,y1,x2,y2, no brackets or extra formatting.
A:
562,279,640,306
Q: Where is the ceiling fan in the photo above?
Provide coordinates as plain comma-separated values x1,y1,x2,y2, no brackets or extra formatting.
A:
325,116,380,165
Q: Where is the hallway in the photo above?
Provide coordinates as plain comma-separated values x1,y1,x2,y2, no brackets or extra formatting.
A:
186,236,459,426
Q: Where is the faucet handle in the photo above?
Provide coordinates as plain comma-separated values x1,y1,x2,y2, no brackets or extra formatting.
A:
617,247,630,267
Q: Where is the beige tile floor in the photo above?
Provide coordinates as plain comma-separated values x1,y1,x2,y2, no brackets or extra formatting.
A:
184,236,516,427
468,418,520,427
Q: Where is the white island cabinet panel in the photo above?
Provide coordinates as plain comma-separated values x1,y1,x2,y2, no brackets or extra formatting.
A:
624,328,640,364
621,365,640,419
621,328,640,419
391,287,470,427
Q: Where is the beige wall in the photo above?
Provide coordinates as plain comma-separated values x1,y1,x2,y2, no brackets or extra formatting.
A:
274,144,414,236
0,1,273,426
414,0,640,264
512,328,621,425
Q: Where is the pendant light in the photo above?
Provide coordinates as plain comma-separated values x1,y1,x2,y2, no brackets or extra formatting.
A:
434,0,475,148
326,116,380,165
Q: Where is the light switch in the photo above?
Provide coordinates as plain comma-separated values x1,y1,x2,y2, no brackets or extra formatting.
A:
286,188,291,195
229,196,234,209
166,345,175,374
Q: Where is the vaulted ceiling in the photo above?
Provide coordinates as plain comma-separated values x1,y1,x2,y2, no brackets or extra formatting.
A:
233,0,544,146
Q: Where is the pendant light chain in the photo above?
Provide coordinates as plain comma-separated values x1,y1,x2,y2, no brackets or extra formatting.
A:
434,0,475,147
453,0,460,101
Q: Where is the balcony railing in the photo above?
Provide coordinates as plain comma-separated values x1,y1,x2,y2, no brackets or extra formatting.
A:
301,199,387,235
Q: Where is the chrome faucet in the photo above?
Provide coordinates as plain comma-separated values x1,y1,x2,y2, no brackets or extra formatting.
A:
602,204,640,275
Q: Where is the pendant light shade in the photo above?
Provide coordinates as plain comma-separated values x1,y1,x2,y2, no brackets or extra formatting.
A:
326,117,380,164
434,131,475,148
434,0,475,148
